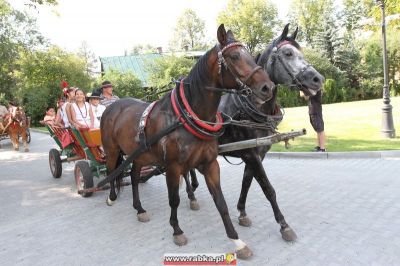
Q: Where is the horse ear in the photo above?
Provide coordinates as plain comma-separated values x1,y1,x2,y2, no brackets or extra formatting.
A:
281,23,290,39
217,24,228,46
291,26,298,40
226,30,235,41
254,53,261,63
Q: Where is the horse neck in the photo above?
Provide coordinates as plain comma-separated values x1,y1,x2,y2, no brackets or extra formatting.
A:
184,49,222,121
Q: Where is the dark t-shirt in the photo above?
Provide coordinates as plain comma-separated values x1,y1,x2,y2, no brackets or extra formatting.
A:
308,90,322,115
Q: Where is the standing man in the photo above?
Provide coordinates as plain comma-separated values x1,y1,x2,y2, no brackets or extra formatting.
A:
301,90,327,152
0,101,9,133
100,81,119,107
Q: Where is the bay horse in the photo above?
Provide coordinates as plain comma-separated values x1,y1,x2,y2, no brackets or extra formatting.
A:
100,24,274,259
185,24,324,242
1,107,30,152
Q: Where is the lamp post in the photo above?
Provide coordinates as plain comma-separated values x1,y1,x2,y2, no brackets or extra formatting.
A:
376,0,395,138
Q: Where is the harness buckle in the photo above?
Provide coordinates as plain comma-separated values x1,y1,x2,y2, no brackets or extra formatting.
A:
240,87,252,97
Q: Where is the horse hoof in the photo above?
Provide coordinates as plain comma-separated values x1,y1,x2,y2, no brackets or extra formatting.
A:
14,147,19,151
173,234,188,246
190,200,200,211
137,212,150,223
106,197,115,206
236,245,253,260
280,227,297,242
238,216,252,227
24,148,29,152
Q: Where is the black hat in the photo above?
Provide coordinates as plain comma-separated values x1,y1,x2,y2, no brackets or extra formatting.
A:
90,89,101,98
101,80,112,89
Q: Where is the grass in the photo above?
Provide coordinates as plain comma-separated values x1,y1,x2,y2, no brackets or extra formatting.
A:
32,126,47,132
270,96,400,152
32,97,399,152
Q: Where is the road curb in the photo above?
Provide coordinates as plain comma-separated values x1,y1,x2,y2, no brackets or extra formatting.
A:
267,150,400,159
30,129,400,159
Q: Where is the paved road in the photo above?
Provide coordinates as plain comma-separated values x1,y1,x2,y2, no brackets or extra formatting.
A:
1,132,400,266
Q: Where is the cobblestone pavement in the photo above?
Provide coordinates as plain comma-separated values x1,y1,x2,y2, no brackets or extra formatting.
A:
1,132,400,266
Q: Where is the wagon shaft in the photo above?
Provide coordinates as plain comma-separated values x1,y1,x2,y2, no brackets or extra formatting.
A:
218,129,306,153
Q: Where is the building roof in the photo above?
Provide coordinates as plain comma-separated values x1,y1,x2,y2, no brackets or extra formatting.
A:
99,53,163,87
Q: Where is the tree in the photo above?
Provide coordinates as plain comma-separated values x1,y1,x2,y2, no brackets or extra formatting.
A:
369,0,400,28
170,9,206,51
0,0,45,98
217,0,280,54
77,41,97,77
289,0,328,46
130,44,157,55
146,55,195,100
97,70,143,99
14,46,93,124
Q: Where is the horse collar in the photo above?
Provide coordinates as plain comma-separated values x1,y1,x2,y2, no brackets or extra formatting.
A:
170,79,225,140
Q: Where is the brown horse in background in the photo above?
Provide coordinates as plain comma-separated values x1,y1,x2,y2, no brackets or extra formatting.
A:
1,107,30,152
100,24,274,259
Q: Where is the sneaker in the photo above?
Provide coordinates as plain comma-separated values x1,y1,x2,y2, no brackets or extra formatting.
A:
317,148,326,152
313,146,320,151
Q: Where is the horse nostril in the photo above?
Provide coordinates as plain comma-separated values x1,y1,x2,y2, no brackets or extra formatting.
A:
313,77,320,83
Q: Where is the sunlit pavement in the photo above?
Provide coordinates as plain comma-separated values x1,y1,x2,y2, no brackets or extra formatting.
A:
1,132,399,265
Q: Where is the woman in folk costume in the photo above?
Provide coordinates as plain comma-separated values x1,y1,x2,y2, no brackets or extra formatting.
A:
70,88,94,129
55,81,75,128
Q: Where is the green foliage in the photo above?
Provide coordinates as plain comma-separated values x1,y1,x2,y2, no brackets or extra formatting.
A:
130,44,157,55
0,0,45,98
217,0,280,55
276,86,304,108
170,9,206,51
370,0,400,28
96,70,143,99
15,46,93,125
146,55,195,99
289,0,329,45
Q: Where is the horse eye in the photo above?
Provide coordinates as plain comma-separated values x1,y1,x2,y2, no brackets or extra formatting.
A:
230,53,240,60
284,51,293,57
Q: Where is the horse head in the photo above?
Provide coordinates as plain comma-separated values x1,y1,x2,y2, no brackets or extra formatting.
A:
14,107,27,127
215,24,274,102
257,24,324,97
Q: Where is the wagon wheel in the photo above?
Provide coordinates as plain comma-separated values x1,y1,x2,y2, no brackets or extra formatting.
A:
74,161,94,198
49,149,62,178
26,128,31,143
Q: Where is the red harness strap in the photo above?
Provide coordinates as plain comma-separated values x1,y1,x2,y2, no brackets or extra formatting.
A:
179,80,223,132
171,80,224,140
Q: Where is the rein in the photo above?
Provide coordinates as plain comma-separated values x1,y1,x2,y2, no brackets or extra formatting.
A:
231,94,283,131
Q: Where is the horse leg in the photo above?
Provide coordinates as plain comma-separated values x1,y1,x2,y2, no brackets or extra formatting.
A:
189,169,199,192
199,160,252,259
105,151,120,206
21,128,28,152
10,130,19,151
183,172,199,211
236,164,254,227
166,166,187,246
243,155,297,242
130,164,149,222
